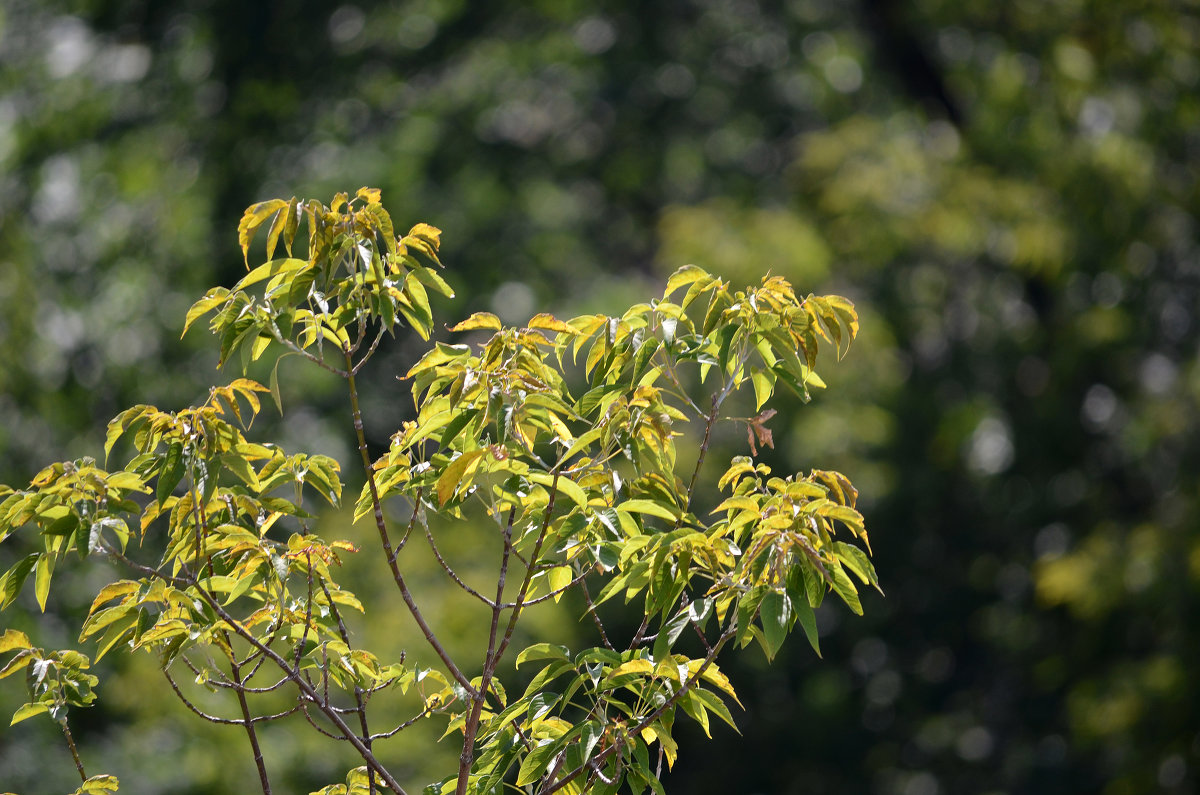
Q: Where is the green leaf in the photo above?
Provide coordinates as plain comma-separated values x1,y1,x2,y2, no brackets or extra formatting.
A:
758,590,791,661
515,738,563,787
619,498,681,524
157,441,185,506
608,658,654,679
220,453,261,491
33,553,54,612
793,596,820,657
182,288,231,337
750,367,775,411
663,265,711,300
0,553,38,610
525,471,588,511
692,688,740,733
735,584,768,648
10,701,49,725
827,561,863,615
233,257,309,293
834,540,881,592
515,643,572,669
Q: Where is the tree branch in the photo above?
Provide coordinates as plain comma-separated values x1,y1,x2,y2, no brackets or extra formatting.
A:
345,352,476,697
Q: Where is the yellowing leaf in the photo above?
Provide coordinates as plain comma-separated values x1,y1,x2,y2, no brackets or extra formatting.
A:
447,312,502,332
528,313,577,334
608,658,654,678
238,199,289,266
0,629,31,654
435,449,486,506
663,264,712,300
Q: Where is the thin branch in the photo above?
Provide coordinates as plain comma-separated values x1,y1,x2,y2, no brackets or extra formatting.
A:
345,353,476,697
579,578,615,652
684,392,721,516
367,706,434,741
300,701,346,740
264,315,350,377
423,521,498,608
350,325,388,376
163,669,300,725
508,565,592,608
227,632,273,795
320,577,376,793
455,506,516,795
60,719,87,783
105,541,410,795
493,472,560,664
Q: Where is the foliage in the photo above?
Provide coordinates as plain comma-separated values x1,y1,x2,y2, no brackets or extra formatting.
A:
5,1,1199,792
0,191,869,794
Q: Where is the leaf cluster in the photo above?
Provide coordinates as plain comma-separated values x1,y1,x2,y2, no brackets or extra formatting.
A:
0,190,874,795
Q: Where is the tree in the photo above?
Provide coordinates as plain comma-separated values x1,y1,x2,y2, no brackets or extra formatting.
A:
0,190,872,794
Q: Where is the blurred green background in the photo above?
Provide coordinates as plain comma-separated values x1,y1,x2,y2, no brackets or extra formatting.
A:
1,0,1198,793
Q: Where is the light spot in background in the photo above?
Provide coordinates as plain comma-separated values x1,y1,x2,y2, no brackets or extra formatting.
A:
824,54,862,93
902,771,940,795
852,636,889,675
1139,352,1177,395
1034,522,1071,560
655,63,695,99
1158,754,1186,787
1091,271,1124,308
490,281,535,325
866,670,902,707
801,31,836,64
398,15,438,50
329,6,366,46
924,120,960,159
574,16,616,55
937,26,973,63
98,44,151,83
44,16,95,78
915,647,955,683
1055,39,1095,82
34,154,82,223
956,726,995,761
967,415,1014,475
1081,383,1119,431
1079,96,1116,137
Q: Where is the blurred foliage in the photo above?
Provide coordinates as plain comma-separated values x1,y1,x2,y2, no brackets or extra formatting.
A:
1,0,1199,793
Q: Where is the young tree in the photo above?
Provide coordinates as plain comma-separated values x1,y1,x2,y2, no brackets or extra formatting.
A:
0,189,875,794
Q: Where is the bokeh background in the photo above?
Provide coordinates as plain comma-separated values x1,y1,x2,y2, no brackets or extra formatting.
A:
2,1,1199,793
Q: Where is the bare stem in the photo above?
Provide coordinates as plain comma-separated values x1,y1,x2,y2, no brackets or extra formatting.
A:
455,507,516,794
227,634,273,795
344,350,476,696
60,719,86,782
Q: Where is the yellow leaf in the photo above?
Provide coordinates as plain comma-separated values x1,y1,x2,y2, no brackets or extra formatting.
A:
447,312,502,332
528,313,577,334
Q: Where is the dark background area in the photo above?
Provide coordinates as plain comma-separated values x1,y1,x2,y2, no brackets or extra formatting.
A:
1,0,1198,792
